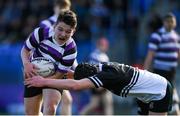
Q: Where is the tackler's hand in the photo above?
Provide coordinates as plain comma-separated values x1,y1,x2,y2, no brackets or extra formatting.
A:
24,76,45,88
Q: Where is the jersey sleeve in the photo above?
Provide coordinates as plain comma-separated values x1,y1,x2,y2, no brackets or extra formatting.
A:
24,27,41,51
148,32,161,51
57,40,77,73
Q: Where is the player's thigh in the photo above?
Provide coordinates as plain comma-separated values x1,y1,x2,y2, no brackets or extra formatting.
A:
62,90,73,104
24,94,42,114
43,88,62,106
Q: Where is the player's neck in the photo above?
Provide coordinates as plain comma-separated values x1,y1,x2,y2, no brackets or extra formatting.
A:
53,36,66,46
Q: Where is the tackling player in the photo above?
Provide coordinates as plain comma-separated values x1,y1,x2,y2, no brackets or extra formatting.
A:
25,62,173,115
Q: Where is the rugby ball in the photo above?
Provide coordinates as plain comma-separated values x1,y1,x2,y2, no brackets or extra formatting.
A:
31,57,55,77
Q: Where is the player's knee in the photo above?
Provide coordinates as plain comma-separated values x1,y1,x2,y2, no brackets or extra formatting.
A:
43,98,60,114
43,104,56,114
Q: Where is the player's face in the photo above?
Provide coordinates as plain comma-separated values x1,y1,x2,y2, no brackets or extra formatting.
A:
97,39,109,52
54,22,75,44
163,17,176,31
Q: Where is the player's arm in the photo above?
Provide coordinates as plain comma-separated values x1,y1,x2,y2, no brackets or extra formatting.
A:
144,33,160,70
178,49,180,61
178,38,180,62
21,28,43,78
144,50,155,70
25,76,95,90
21,46,37,78
21,46,31,66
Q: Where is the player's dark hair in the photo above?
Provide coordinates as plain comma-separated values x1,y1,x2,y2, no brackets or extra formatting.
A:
163,12,176,20
74,63,98,80
56,10,77,28
54,0,71,10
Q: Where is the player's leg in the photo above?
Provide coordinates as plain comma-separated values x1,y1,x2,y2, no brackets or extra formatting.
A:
24,95,43,115
42,89,62,115
60,90,73,115
24,85,43,115
23,71,43,115
80,95,100,115
102,90,114,115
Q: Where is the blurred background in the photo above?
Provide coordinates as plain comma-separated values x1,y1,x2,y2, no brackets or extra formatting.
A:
0,0,180,115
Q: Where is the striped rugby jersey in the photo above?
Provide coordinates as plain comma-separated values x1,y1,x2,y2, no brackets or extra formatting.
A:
39,15,78,69
88,62,139,97
148,27,180,70
24,27,77,73
40,15,57,28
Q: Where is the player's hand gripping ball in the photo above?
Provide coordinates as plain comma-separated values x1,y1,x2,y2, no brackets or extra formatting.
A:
31,57,55,77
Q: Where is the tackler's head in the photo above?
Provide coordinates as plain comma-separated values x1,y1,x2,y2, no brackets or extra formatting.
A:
74,63,98,80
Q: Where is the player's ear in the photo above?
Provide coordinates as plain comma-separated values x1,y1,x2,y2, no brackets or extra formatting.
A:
71,28,76,36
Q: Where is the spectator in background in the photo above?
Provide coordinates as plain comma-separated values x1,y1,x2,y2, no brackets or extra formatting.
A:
80,37,114,115
138,13,180,115
39,0,75,115
40,0,71,28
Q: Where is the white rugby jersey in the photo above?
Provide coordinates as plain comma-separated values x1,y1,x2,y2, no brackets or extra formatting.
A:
88,62,168,103
24,27,77,73
148,27,180,70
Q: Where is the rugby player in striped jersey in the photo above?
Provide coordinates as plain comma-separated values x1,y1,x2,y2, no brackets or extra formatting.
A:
142,13,180,115
39,0,75,115
21,10,77,115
